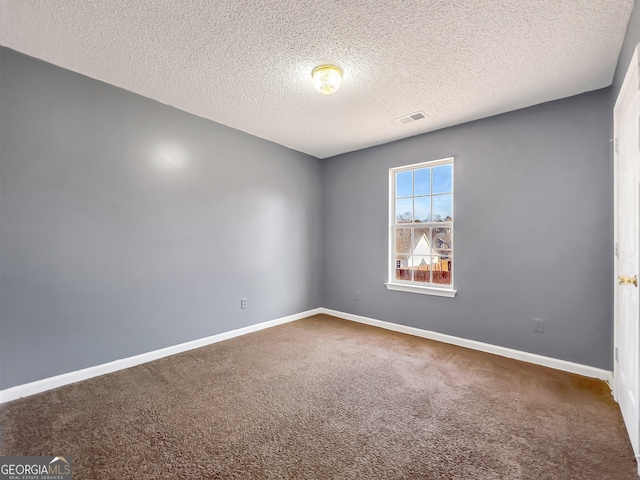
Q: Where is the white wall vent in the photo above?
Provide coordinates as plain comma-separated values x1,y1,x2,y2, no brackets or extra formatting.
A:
395,111,427,125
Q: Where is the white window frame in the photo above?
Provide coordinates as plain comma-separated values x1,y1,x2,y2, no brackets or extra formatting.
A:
385,157,457,297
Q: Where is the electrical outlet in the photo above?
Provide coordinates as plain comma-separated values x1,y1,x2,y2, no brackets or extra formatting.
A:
533,318,544,333
354,291,361,301
241,298,247,309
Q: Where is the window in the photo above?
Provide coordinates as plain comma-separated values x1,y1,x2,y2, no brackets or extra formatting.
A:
386,157,456,297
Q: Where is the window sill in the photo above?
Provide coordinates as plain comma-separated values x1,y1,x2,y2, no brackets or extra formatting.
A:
385,282,457,297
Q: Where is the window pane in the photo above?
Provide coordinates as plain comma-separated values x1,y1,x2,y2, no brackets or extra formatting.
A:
410,227,433,283
432,194,452,222
395,228,412,254
433,253,452,285
431,227,452,251
412,227,432,255
395,255,411,281
396,171,412,198
396,198,413,223
411,256,432,283
414,168,431,195
433,164,452,194
414,196,431,223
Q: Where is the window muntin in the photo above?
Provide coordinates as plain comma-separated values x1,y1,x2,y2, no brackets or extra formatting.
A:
390,158,454,289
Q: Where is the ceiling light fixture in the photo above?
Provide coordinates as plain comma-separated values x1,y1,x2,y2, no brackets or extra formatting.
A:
312,65,343,95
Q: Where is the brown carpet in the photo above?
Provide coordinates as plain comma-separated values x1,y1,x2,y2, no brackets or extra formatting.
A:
0,314,636,479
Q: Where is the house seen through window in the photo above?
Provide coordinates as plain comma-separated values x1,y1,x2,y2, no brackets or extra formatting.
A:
389,158,454,293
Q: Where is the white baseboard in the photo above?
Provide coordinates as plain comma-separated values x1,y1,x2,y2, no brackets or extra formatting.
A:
319,308,612,382
0,308,323,404
1,306,612,404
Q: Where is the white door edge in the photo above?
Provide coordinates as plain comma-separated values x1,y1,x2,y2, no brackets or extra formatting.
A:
613,43,640,402
613,44,640,476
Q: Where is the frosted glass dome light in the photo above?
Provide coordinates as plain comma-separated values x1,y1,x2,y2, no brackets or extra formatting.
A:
312,65,343,95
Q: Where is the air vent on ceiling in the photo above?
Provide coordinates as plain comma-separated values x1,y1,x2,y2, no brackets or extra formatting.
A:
395,111,427,125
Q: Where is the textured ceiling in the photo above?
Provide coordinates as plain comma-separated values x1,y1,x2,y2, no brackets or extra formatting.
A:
0,0,634,159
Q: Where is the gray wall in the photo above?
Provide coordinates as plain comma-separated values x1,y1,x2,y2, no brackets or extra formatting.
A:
0,47,322,389
0,36,622,389
322,89,613,370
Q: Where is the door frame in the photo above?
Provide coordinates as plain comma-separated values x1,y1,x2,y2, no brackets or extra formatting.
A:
613,42,640,450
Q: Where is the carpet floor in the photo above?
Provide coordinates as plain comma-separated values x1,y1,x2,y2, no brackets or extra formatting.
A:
0,314,636,479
